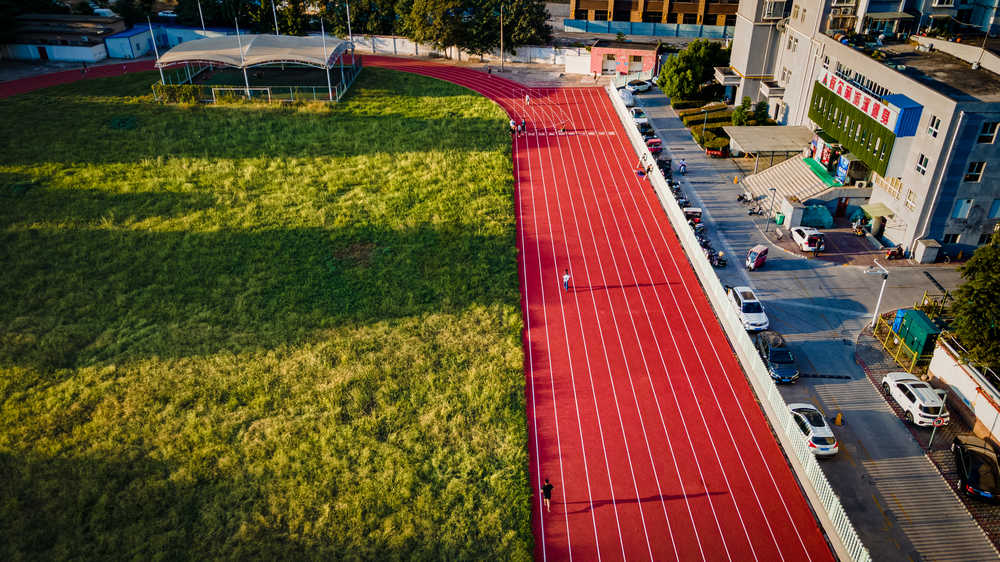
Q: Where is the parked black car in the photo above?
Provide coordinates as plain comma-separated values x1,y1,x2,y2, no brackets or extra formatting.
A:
952,434,1000,502
755,335,799,383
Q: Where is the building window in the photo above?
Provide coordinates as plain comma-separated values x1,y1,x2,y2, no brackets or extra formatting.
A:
792,4,799,18
980,232,994,245
787,36,798,51
965,161,986,182
927,115,940,138
801,8,806,21
725,14,736,26
780,67,792,84
667,12,678,23
990,198,1000,219
952,198,974,219
916,154,929,175
764,1,786,18
905,189,919,211
978,121,998,144
683,13,698,24
574,9,588,19
822,55,830,69
642,11,662,23
942,233,960,244
874,174,903,199
594,10,608,20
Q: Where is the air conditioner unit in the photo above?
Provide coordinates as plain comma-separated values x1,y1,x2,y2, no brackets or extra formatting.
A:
855,180,868,188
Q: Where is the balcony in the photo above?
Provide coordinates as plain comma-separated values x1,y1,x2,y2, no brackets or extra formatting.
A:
714,66,742,86
760,80,786,98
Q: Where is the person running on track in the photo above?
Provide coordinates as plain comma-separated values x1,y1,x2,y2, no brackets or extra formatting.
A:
525,93,530,105
509,118,516,134
541,479,554,512
561,269,571,292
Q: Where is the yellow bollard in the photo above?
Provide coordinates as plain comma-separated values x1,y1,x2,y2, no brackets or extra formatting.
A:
833,412,844,426
733,176,739,184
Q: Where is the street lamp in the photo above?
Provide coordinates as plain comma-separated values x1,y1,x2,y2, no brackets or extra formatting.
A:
865,259,889,329
764,187,777,232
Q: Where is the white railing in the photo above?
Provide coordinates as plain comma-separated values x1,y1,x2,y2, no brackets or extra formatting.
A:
604,82,872,562
611,70,655,88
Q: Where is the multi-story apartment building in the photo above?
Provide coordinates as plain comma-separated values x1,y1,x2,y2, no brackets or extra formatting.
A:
569,0,740,27
718,0,1000,259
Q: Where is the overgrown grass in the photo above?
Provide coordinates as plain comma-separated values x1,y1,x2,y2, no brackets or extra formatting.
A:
0,69,530,560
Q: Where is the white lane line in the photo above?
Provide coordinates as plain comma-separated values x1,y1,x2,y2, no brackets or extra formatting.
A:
573,87,736,561
554,88,684,560
627,94,816,560
545,88,657,560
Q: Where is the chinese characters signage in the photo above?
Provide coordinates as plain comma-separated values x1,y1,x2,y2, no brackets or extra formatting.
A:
817,69,898,132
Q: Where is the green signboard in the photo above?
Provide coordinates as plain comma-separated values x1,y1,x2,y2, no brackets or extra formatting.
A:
808,83,896,177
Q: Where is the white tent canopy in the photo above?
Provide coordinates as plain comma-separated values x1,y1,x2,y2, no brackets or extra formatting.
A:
156,34,353,69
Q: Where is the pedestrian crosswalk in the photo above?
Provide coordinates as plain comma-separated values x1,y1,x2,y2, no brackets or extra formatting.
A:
521,129,617,137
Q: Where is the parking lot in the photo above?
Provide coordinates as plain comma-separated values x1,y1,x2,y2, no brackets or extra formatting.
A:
632,86,999,560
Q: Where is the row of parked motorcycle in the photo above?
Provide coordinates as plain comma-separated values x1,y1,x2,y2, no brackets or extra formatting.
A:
663,174,727,268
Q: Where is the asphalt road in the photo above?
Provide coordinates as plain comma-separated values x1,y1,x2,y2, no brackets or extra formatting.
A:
635,90,998,561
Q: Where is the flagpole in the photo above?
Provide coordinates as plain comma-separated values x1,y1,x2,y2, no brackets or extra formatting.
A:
197,0,205,31
321,19,333,101
272,0,280,35
235,19,250,98
148,17,165,85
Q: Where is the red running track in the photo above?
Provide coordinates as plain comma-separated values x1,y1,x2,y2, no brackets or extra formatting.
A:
366,57,836,562
3,57,837,561
0,60,155,98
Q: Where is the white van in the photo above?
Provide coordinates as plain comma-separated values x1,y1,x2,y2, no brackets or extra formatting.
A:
618,88,635,107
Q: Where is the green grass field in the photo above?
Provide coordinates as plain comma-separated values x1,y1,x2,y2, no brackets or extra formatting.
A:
0,69,530,560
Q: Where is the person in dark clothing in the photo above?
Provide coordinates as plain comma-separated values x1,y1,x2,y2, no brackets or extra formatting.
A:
541,479,554,512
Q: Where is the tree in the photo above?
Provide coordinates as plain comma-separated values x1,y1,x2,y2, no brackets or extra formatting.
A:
656,39,730,100
174,0,253,28
753,100,769,123
731,96,752,126
500,0,551,52
112,0,153,26
950,232,1000,371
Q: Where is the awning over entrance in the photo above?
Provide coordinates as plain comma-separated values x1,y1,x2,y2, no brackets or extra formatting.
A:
723,125,814,154
865,12,915,21
861,202,896,217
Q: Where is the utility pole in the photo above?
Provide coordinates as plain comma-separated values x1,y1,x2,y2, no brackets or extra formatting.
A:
197,0,205,31
500,3,504,72
272,0,280,35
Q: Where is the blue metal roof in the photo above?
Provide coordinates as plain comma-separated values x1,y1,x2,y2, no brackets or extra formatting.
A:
107,23,237,39
106,25,155,39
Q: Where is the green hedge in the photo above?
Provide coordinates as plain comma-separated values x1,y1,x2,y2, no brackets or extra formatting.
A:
705,137,731,150
672,99,708,110
682,110,732,127
151,83,203,104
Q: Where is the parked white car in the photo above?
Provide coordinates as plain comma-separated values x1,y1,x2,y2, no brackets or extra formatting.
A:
630,107,649,126
789,403,839,456
881,372,949,426
789,227,826,252
625,79,652,93
727,286,769,331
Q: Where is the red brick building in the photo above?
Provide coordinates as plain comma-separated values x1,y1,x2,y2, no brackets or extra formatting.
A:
590,40,663,75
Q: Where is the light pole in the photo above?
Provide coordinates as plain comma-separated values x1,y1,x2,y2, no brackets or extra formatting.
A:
499,3,504,72
764,187,777,232
865,259,889,329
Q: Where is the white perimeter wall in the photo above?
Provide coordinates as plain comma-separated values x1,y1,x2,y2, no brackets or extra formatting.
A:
929,338,1000,441
3,43,107,63
350,35,588,72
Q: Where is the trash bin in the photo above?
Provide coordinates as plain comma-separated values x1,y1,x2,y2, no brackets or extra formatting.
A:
775,213,785,225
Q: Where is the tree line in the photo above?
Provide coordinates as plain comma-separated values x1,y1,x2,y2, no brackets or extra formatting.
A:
2,1,551,55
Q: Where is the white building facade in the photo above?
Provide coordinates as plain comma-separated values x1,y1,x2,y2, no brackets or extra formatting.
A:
720,0,1000,259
